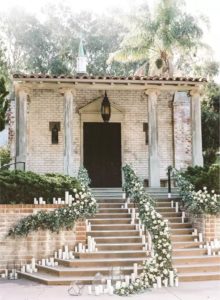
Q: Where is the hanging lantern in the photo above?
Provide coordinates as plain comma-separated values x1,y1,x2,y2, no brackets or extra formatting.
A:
101,91,111,122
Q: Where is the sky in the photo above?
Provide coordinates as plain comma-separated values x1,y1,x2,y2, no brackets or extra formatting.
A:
0,0,219,77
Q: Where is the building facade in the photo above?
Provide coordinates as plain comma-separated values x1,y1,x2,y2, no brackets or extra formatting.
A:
11,74,205,187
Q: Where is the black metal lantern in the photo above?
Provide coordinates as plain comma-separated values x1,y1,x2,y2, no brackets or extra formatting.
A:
101,91,111,122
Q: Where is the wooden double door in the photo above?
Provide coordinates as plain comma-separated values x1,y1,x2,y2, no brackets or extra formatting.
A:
83,122,122,187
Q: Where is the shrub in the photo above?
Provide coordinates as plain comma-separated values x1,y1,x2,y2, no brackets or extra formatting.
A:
0,147,10,168
0,170,81,204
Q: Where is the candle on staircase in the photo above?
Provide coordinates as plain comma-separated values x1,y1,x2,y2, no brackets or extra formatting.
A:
171,200,174,208
199,233,203,242
34,198,38,205
181,211,185,223
125,275,130,285
65,191,69,204
122,192,126,199
157,276,162,288
142,235,146,244
175,202,179,213
175,277,179,287
169,270,174,287
133,263,138,277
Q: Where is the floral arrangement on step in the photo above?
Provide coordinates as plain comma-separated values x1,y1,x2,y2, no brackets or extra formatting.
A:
115,165,176,296
8,169,98,237
172,169,220,215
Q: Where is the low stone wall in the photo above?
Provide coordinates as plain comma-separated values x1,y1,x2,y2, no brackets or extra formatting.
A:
188,213,220,241
0,205,86,272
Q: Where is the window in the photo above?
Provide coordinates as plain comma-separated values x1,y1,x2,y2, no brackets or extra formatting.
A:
49,122,60,144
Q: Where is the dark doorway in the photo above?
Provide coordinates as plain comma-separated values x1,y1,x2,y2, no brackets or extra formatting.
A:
83,122,122,187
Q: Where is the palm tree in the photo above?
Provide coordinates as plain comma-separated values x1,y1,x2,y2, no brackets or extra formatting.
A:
108,0,204,76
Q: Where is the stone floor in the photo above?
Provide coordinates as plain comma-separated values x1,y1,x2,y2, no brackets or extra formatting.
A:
0,280,220,300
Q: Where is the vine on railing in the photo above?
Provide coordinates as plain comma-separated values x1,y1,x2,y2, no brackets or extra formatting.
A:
115,165,176,296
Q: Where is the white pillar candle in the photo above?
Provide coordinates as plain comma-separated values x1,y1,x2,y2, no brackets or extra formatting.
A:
78,243,83,252
171,200,174,208
107,279,111,288
58,249,62,259
34,198,38,205
50,257,54,266
153,283,157,288
122,192,126,199
21,266,25,273
139,229,142,236
1,274,6,278
41,259,46,266
124,202,128,209
169,270,174,287
163,278,168,287
61,200,65,204
133,263,138,277
53,197,56,204
127,197,130,203
62,252,66,260
95,286,100,296
125,275,130,285
31,258,35,270
168,193,171,199
207,245,212,256
193,229,198,236
64,245,68,253
58,198,61,204
54,251,58,259
175,202,179,213
181,212,185,224
175,277,179,287
131,273,136,282
65,191,69,204
54,262,58,266
115,281,121,289
108,286,114,295
142,235,146,244
194,238,198,242
157,276,162,288
99,285,103,294
87,285,92,295
199,233,203,242
5,269,8,277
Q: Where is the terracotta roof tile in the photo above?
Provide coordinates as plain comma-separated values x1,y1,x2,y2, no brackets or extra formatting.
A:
12,73,207,82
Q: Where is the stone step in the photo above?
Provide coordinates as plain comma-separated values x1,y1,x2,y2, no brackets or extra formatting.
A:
173,248,207,257
78,250,147,259
172,241,203,249
93,236,142,244
96,243,144,251
87,230,140,237
176,263,220,273
179,272,220,282
55,257,147,268
88,218,133,224
36,265,143,277
91,224,136,231
173,256,220,265
171,235,196,242
91,213,131,219
170,228,193,235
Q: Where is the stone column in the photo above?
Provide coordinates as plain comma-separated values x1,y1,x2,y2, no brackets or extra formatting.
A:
63,89,74,176
190,90,203,166
145,89,160,187
16,89,28,167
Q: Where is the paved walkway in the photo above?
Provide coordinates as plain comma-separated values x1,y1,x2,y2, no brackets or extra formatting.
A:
0,280,220,300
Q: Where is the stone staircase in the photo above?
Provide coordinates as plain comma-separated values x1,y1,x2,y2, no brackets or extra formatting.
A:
18,191,220,284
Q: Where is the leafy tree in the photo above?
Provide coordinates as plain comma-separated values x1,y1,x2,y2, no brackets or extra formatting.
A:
0,78,9,131
202,81,220,166
108,0,205,76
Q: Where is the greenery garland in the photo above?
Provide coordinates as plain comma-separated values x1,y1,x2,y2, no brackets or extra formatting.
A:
115,165,176,296
8,170,98,237
172,168,220,215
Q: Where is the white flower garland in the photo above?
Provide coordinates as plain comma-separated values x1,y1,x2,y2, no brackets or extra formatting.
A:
173,169,220,215
115,165,176,296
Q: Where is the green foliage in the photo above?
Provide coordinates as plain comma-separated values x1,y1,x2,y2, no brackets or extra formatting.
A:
181,165,220,194
77,167,91,187
173,167,220,215
116,165,175,295
0,78,9,131
0,170,82,204
109,0,205,76
0,147,10,167
8,187,97,237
